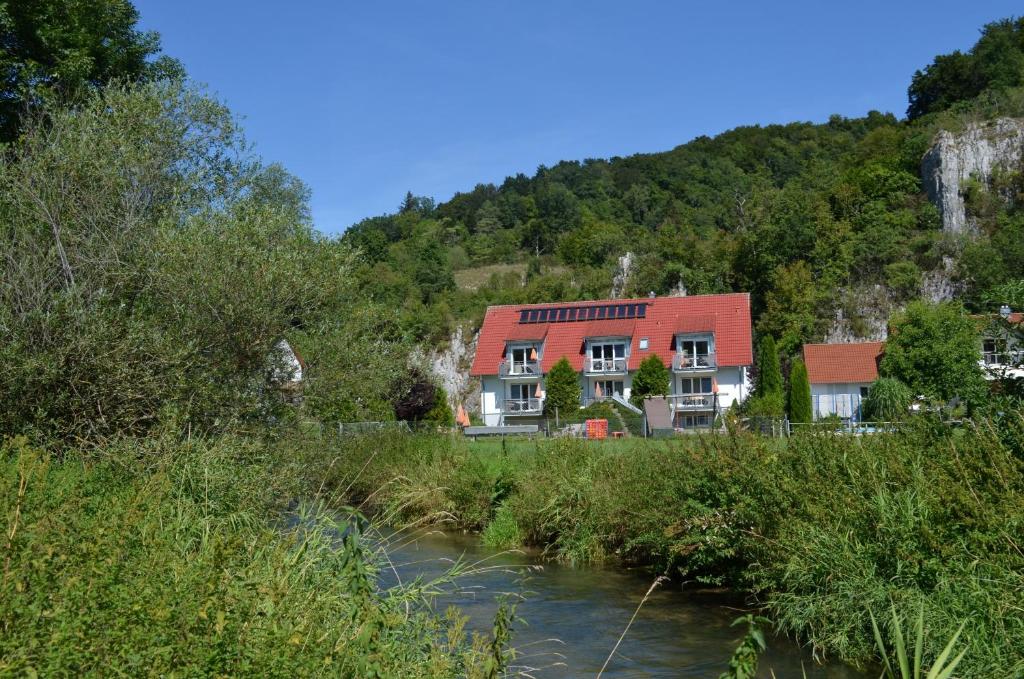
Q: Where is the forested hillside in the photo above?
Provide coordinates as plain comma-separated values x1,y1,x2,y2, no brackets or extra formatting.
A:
344,17,1024,356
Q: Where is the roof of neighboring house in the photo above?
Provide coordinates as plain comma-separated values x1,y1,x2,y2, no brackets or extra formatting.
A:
970,312,1024,329
803,342,884,385
470,293,753,376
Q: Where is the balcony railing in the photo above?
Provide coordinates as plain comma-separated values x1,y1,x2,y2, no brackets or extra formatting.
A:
672,352,717,371
504,398,542,414
668,394,716,411
586,357,627,374
500,360,541,377
983,351,1022,367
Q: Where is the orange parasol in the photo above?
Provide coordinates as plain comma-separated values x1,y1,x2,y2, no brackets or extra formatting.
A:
529,347,538,361
534,382,543,398
711,376,719,394
594,382,603,398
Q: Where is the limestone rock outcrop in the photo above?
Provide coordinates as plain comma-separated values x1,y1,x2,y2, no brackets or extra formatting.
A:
921,118,1024,233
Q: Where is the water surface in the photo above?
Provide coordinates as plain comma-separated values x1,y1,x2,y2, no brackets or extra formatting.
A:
381,528,866,678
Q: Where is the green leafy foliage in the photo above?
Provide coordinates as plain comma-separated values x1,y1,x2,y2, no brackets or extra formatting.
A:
0,0,184,141
544,356,581,416
630,355,670,407
719,615,771,679
335,413,1024,677
0,436,506,677
787,358,812,423
756,335,783,398
863,377,914,421
880,301,988,407
907,17,1024,119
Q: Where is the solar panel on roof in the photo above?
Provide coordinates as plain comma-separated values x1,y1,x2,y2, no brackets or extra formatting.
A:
516,302,649,323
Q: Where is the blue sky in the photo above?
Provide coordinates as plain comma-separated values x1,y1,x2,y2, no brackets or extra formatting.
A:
135,1,1020,235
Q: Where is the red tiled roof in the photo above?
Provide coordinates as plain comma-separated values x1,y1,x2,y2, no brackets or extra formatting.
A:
505,324,548,341
676,314,717,334
470,293,753,376
803,342,884,385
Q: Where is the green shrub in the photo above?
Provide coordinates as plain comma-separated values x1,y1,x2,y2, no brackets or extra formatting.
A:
787,358,812,423
544,356,581,416
863,377,914,421
0,436,503,677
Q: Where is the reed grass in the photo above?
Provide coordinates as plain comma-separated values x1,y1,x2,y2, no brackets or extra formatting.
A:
0,434,514,677
317,413,1024,677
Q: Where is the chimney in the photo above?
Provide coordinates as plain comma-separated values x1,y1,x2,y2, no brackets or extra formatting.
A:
648,291,656,298
1000,304,1012,319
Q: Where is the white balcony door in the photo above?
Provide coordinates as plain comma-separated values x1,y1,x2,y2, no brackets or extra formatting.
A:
590,342,625,370
679,338,712,360
509,383,533,401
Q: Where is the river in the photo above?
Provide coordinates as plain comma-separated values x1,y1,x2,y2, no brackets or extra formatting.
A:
379,527,867,678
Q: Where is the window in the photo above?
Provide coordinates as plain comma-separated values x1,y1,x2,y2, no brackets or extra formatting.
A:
680,413,711,428
510,383,534,400
594,380,624,397
678,338,711,358
983,338,1006,364
507,346,539,375
860,386,869,398
590,342,626,371
639,338,649,350
679,377,713,394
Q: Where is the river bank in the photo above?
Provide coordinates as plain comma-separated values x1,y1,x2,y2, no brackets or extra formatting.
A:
382,526,865,677
315,415,1024,677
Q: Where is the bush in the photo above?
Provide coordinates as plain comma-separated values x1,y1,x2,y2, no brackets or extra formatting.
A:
630,355,670,407
0,436,501,676
862,378,914,421
544,356,581,416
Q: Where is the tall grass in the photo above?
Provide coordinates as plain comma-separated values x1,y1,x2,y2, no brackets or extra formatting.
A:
0,435,510,677
318,414,1024,676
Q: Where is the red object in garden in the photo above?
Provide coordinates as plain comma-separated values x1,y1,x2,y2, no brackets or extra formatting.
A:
586,419,608,440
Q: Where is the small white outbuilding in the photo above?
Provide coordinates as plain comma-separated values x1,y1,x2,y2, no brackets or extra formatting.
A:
802,341,884,422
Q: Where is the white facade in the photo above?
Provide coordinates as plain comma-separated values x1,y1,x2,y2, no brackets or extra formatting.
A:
979,319,1024,380
811,382,870,421
479,357,752,429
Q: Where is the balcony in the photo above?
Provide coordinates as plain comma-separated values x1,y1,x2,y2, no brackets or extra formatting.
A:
500,359,542,378
504,398,542,415
668,393,716,411
585,357,627,375
672,352,716,372
983,350,1022,367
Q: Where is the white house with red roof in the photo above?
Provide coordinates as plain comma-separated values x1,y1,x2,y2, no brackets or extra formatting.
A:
977,306,1024,380
470,293,754,428
803,341,884,422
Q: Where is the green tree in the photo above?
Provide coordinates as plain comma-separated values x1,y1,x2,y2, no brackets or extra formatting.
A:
0,0,183,141
861,377,913,421
423,386,455,427
758,261,818,357
544,357,580,416
755,335,783,398
880,301,989,407
907,17,1024,119
787,358,812,423
630,355,670,407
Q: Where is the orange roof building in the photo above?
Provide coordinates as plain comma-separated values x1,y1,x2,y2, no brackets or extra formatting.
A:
802,341,884,421
474,293,754,429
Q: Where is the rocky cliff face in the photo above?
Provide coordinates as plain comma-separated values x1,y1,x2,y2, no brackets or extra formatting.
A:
921,118,1024,234
425,325,480,414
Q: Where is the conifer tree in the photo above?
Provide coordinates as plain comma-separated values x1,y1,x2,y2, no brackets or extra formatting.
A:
788,358,812,423
756,335,783,398
544,357,580,415
630,355,670,407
